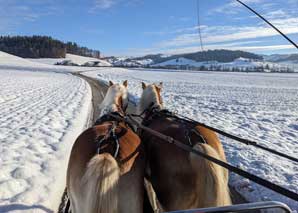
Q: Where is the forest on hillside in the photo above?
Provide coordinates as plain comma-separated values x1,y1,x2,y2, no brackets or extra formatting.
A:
182,50,263,62
0,36,101,58
134,50,263,64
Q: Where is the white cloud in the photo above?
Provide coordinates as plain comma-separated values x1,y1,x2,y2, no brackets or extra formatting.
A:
209,0,273,15
166,44,296,55
155,16,298,49
144,25,207,36
130,9,298,56
122,42,296,57
90,0,140,11
93,0,116,9
0,0,60,33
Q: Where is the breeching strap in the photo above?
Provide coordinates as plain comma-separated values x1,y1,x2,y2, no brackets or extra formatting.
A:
124,114,298,202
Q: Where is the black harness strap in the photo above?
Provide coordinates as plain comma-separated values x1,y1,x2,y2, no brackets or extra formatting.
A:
64,196,70,213
143,108,298,164
94,111,124,125
94,121,120,157
140,107,206,145
171,113,298,164
126,115,298,202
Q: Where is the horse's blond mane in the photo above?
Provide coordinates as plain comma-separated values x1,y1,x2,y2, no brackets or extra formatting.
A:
99,83,128,117
138,84,163,114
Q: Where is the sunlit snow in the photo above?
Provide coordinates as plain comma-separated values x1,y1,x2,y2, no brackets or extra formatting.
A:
84,67,298,211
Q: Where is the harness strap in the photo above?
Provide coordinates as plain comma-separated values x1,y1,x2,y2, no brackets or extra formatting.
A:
173,113,298,164
144,109,298,164
94,111,124,126
126,115,298,202
94,112,126,158
138,107,206,145
64,196,70,213
94,121,121,158
111,124,120,157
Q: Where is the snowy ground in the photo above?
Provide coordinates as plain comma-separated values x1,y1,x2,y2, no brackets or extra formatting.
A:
0,51,70,73
83,67,298,212
1,49,298,212
28,53,111,66
0,54,92,212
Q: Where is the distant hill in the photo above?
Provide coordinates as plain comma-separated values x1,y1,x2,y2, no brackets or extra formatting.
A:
264,54,298,64
105,50,295,72
181,50,263,62
133,50,263,64
0,35,101,59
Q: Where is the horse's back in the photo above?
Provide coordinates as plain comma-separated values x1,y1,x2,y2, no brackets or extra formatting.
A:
67,123,145,213
143,118,199,209
195,125,228,182
195,125,227,161
143,117,231,210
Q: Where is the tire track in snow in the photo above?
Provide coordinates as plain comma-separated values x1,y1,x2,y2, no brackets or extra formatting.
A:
0,76,82,139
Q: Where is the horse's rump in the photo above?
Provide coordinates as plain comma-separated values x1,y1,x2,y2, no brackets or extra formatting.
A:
67,121,145,213
142,116,231,210
190,143,231,207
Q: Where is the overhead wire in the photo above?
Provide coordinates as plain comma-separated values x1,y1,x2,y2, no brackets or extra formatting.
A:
235,0,298,50
196,0,204,53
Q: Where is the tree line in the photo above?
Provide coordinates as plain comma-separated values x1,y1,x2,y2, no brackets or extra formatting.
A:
0,35,101,58
134,50,263,64
182,50,263,63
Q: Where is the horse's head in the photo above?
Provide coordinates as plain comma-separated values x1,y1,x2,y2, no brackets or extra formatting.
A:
100,80,129,116
138,82,163,114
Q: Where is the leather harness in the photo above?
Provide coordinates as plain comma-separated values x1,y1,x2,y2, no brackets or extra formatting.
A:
93,112,131,158
139,104,207,146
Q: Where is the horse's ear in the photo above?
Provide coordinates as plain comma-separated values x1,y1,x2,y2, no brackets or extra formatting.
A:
109,81,114,87
156,82,163,91
123,80,128,88
141,82,146,90
159,82,163,88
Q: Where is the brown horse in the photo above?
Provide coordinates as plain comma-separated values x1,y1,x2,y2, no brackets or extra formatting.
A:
138,82,231,212
67,81,146,213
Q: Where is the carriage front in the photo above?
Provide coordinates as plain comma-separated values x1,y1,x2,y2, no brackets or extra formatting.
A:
164,201,292,213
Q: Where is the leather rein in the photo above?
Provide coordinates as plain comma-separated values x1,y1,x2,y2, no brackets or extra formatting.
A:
125,112,298,202
133,102,207,146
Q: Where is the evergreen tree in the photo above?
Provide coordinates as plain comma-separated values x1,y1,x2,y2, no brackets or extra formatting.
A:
0,35,101,58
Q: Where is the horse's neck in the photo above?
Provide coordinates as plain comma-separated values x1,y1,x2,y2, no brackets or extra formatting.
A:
138,91,162,114
99,104,118,117
99,94,119,117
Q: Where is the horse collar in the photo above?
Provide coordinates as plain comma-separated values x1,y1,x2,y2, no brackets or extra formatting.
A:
94,112,124,126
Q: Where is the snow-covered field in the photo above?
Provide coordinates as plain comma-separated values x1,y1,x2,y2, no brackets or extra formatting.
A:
152,57,294,72
0,51,70,73
83,67,298,211
0,53,92,212
29,53,112,67
1,49,298,212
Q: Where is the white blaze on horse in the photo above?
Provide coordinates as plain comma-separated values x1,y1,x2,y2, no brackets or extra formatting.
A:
138,82,231,211
66,80,146,213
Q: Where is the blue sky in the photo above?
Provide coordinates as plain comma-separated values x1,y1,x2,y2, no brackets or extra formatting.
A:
0,0,298,56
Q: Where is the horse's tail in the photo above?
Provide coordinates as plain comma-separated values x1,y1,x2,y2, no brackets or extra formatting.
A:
82,153,120,213
189,143,232,207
